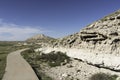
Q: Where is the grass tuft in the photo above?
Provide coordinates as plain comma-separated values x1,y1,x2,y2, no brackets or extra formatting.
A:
89,73,118,80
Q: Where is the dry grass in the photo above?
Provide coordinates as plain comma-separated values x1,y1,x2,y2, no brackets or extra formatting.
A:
89,73,118,80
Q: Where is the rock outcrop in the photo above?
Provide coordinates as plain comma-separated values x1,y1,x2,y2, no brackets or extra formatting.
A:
54,10,120,56
47,10,120,71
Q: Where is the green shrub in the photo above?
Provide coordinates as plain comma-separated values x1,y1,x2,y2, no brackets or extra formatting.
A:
22,48,35,54
89,73,118,80
21,48,35,58
38,71,53,80
38,51,71,67
32,66,53,80
22,50,71,80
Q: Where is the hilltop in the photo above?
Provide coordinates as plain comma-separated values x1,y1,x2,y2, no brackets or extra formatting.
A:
26,34,57,47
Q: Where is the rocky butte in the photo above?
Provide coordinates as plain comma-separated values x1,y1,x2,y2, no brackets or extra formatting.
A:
26,34,56,47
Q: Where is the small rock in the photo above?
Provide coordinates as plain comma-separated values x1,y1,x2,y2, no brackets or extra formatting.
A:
76,70,81,73
62,73,68,77
67,64,73,68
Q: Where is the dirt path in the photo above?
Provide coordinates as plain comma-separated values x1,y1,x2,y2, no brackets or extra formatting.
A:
2,49,39,80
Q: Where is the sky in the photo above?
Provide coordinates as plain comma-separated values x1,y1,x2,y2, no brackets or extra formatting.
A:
0,0,120,41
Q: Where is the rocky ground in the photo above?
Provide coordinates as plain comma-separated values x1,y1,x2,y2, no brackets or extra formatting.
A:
35,47,120,71
41,58,120,80
22,48,120,80
33,48,120,80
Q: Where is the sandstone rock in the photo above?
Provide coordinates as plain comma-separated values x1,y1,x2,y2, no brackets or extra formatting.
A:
53,10,120,57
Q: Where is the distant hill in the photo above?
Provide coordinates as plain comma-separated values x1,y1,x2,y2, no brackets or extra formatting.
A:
26,34,57,46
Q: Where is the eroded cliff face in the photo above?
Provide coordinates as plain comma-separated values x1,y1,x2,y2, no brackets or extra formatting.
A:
45,10,120,71
54,10,120,56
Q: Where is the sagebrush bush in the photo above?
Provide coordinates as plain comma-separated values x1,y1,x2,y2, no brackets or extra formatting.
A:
22,49,53,80
89,73,118,80
37,51,71,67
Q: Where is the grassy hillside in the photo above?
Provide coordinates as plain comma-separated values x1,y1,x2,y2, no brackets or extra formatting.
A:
0,41,29,80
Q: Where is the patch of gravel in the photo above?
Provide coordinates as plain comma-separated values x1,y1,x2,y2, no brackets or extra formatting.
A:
39,59,120,80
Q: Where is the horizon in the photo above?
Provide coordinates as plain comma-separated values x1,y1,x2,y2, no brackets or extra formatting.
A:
0,0,120,41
